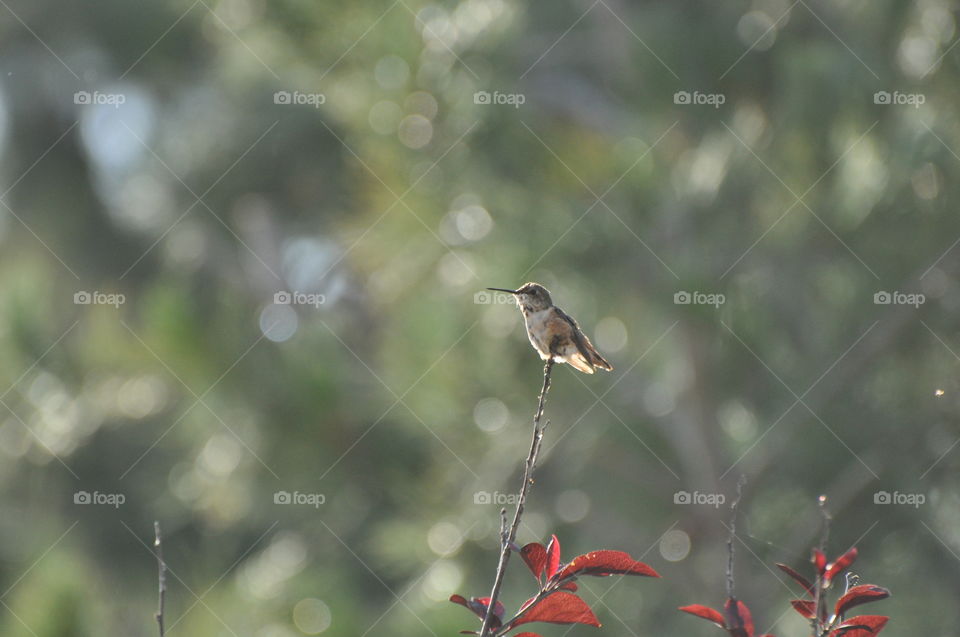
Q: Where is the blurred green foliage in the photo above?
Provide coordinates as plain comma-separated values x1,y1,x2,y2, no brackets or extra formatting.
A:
0,0,959,635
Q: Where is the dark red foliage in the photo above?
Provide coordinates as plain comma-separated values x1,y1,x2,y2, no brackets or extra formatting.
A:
682,546,889,637
450,595,505,629
513,591,600,628
790,599,816,619
781,546,888,635
678,598,775,637
452,534,658,635
834,586,890,617
520,543,547,580
679,604,726,628
775,562,814,594
829,615,889,637
725,598,755,637
824,548,858,586
545,535,561,581
556,550,661,580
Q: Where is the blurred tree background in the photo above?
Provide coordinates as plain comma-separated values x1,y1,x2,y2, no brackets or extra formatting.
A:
0,0,957,634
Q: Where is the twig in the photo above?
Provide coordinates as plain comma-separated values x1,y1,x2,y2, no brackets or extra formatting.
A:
479,360,554,637
812,496,831,637
726,476,746,601
154,521,167,637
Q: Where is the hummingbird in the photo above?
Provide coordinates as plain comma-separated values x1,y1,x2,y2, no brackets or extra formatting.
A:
487,282,613,374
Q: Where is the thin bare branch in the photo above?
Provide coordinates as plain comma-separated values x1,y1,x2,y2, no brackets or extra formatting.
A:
154,521,167,637
479,360,554,637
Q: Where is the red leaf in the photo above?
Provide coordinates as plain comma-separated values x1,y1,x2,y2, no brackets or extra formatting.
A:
790,599,816,619
678,604,726,628
520,543,548,580
555,550,660,581
512,591,601,628
775,563,814,594
834,585,890,617
725,598,754,637
813,548,827,574
545,535,561,580
449,595,505,628
825,548,858,586
559,581,578,591
830,615,888,637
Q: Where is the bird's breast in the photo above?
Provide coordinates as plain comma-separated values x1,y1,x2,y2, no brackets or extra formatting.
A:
523,308,554,352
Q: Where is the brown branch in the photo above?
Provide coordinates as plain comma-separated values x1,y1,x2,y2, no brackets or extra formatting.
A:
154,521,167,637
479,360,554,637
726,476,746,601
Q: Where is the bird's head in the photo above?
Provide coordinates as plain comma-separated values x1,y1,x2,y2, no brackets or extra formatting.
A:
487,282,553,312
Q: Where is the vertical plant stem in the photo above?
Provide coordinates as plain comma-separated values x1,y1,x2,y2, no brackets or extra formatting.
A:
154,521,167,637
479,360,554,637
726,476,746,601
812,496,831,637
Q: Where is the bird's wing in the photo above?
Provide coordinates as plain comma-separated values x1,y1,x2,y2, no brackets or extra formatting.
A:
553,306,594,365
553,307,612,370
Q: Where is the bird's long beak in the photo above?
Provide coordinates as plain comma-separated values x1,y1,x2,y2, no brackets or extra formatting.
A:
486,287,518,294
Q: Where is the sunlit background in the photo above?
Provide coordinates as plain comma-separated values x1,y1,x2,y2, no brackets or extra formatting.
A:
0,0,958,634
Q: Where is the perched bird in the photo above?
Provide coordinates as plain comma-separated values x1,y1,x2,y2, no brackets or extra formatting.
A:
487,282,613,374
